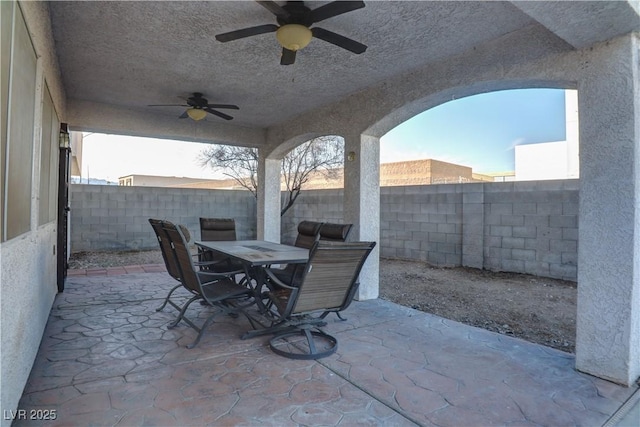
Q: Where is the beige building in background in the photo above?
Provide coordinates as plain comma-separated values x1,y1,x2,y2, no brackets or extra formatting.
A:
119,158,495,190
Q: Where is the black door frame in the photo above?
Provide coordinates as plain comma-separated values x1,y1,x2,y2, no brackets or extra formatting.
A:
57,124,70,292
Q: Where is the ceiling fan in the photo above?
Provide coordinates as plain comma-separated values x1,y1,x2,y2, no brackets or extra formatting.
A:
215,1,367,65
148,93,239,121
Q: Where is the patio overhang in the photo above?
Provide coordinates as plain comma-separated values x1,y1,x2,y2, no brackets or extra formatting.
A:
2,2,640,422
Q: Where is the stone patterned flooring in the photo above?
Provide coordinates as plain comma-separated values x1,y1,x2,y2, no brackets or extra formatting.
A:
15,266,639,426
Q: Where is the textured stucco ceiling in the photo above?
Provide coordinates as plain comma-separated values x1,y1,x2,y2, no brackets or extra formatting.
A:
48,1,639,132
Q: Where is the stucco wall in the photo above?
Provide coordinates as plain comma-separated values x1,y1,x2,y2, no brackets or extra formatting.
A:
0,224,58,426
72,181,579,281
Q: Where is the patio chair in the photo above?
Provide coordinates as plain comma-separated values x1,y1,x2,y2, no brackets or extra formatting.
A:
319,222,354,320
198,217,245,273
319,222,353,242
246,240,376,360
162,221,254,348
149,218,192,311
269,220,323,285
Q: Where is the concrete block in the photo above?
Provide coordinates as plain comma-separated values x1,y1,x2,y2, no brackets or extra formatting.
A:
562,228,579,241
490,203,513,215
502,237,525,249
549,264,577,281
463,191,484,204
420,223,438,232
563,201,579,215
524,215,549,227
485,235,503,248
404,240,420,250
437,223,456,234
550,215,577,228
427,251,447,265
513,202,537,215
411,213,430,223
445,214,461,224
538,227,563,239
562,252,578,265
445,253,461,266
489,225,512,237
463,233,483,247
501,215,524,226
536,203,563,215
462,203,484,214
513,226,537,238
550,239,578,253
524,261,550,276
429,213,448,223
411,231,429,241
485,213,502,226
429,232,447,243
538,252,561,264
484,256,502,271
512,248,536,261
502,259,525,272
437,203,456,214
462,253,483,269
420,240,433,251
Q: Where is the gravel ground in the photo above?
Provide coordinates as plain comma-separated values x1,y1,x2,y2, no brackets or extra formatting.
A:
69,250,577,353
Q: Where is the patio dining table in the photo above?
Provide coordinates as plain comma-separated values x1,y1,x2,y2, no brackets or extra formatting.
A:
195,240,309,312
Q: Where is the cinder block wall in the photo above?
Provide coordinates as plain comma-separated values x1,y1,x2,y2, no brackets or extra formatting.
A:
71,180,578,280
70,185,257,252
481,180,579,279
283,179,579,281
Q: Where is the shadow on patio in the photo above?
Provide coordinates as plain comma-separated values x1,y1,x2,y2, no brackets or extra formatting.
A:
15,267,637,426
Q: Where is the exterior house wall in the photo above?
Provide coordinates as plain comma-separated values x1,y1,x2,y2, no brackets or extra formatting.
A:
71,181,579,281
0,1,65,424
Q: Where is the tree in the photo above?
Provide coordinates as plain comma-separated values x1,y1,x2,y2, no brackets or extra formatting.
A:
199,136,344,216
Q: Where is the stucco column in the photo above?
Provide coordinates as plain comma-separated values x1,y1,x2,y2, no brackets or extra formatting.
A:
256,152,281,242
343,133,380,300
576,34,639,386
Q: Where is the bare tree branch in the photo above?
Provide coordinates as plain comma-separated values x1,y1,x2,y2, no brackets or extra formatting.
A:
199,136,344,216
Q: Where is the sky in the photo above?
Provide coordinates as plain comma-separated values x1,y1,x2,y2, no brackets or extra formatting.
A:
379,88,567,173
78,88,567,182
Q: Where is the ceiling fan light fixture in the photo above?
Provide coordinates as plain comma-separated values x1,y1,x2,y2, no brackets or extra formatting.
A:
276,24,312,51
187,108,207,121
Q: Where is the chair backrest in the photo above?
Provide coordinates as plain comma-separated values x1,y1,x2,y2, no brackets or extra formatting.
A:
149,218,182,281
162,222,202,295
293,220,323,249
288,241,376,315
319,223,353,242
199,218,237,241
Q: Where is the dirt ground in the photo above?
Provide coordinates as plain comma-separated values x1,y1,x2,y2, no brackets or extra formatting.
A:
69,250,577,353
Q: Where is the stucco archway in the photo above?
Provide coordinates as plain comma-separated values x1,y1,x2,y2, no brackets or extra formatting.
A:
258,34,639,386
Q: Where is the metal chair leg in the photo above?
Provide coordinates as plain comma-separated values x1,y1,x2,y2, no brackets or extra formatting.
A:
156,283,182,312
167,295,200,329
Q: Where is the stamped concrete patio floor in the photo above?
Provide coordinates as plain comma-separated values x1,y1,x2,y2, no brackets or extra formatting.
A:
16,267,638,426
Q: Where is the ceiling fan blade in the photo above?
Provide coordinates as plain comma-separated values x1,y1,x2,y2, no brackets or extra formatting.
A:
215,24,278,42
148,104,188,107
256,1,291,19
179,111,189,119
310,1,365,24
280,48,296,65
311,27,367,54
206,104,240,110
205,108,234,120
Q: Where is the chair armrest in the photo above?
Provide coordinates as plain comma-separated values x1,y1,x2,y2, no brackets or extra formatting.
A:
194,259,226,267
197,269,244,282
264,268,297,290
